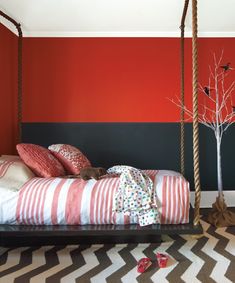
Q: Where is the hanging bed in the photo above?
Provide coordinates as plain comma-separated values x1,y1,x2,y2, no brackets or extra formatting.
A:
0,0,203,246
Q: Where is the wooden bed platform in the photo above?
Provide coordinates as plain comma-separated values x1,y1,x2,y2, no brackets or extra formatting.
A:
0,207,203,246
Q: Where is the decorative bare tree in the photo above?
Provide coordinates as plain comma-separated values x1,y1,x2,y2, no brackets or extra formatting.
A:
170,51,235,227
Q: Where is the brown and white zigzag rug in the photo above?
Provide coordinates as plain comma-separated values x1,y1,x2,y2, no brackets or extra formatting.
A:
0,219,235,283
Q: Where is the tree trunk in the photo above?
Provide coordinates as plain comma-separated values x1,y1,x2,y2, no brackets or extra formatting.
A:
216,137,223,195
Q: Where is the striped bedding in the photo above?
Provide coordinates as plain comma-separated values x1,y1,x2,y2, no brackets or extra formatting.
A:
0,168,190,225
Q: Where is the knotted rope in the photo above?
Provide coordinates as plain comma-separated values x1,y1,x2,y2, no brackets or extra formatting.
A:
191,0,201,226
0,10,23,143
180,0,189,176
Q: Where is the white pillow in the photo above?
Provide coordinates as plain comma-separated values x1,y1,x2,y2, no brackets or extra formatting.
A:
0,156,35,191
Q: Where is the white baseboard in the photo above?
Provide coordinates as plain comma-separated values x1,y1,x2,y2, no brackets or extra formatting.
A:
191,191,235,208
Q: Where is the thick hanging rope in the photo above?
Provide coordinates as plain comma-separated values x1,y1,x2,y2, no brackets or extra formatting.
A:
0,10,23,143
180,0,189,176
18,28,23,143
192,0,201,226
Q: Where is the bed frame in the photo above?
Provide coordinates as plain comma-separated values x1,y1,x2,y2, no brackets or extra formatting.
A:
0,207,200,246
0,0,203,246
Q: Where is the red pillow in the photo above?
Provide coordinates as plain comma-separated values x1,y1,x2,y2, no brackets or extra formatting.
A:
48,144,91,174
16,143,65,178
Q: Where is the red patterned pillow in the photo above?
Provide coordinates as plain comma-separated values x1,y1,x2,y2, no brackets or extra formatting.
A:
16,143,65,178
48,144,91,174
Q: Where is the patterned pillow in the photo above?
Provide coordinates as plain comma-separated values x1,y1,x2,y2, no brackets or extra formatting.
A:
16,143,65,178
48,144,91,174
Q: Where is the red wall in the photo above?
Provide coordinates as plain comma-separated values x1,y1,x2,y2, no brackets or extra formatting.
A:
0,24,18,155
23,37,235,123
1,30,235,153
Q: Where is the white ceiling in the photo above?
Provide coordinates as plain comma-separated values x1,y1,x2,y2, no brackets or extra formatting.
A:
0,0,235,37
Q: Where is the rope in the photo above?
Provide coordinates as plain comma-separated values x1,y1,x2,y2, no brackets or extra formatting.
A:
180,0,189,176
192,0,201,226
0,10,23,143
18,28,23,143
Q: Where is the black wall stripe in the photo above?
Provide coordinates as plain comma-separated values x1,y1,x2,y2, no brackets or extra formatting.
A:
21,122,235,190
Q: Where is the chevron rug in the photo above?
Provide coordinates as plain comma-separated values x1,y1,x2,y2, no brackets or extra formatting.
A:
0,219,235,283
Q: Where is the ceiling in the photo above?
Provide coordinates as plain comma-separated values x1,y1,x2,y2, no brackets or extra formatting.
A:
0,0,235,37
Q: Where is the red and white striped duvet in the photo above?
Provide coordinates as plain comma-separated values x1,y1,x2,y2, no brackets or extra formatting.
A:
0,170,190,225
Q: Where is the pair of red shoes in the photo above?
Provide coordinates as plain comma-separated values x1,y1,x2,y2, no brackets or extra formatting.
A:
137,253,169,273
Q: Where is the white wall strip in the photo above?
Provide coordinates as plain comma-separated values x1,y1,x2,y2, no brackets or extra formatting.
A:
1,21,235,38
191,191,235,208
22,31,235,38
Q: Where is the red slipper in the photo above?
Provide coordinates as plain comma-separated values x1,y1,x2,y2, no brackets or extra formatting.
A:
137,258,151,273
156,253,169,268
